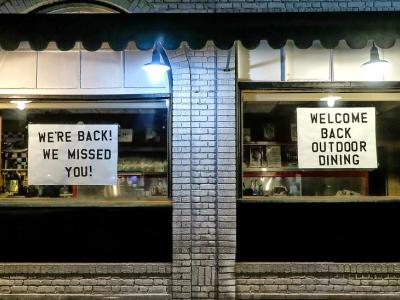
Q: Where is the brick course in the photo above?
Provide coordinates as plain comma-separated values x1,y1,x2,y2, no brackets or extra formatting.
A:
0,263,171,298
1,0,399,13
237,263,400,299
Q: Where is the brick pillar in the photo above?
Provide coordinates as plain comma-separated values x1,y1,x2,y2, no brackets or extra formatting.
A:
170,47,193,300
170,43,236,300
215,46,236,300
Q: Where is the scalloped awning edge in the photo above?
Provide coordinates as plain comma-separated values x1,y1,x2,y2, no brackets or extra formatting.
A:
0,12,399,51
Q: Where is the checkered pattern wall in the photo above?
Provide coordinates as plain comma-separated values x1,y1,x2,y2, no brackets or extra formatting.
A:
2,132,27,170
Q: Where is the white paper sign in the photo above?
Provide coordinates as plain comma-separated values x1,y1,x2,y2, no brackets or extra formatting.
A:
297,107,377,169
28,124,118,185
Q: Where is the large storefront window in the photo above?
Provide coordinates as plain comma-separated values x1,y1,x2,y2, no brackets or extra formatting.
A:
238,89,400,262
0,99,172,262
240,90,400,200
0,99,170,205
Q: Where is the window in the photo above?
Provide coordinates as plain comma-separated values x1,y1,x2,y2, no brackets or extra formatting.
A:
237,88,400,262
0,99,170,206
240,90,400,200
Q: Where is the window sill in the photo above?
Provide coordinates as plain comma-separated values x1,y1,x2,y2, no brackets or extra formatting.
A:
0,196,171,207
239,196,400,203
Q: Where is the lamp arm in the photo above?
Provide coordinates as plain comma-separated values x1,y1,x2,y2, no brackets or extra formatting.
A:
156,42,173,92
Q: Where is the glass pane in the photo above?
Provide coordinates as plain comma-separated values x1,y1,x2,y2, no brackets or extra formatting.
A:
0,104,169,204
241,98,400,199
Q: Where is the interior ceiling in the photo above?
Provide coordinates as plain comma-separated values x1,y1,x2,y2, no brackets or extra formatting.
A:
242,92,400,102
1,108,161,121
244,100,400,117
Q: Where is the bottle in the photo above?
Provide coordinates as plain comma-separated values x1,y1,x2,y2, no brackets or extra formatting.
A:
258,184,264,196
9,172,19,195
153,179,165,195
18,172,26,196
5,172,11,194
324,184,334,196
251,180,257,196
249,180,255,196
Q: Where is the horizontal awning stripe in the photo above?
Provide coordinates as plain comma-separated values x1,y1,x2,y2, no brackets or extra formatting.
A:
0,12,399,51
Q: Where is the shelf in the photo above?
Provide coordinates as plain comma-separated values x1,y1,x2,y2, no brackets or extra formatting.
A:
244,167,299,172
119,146,167,152
0,197,171,207
243,167,373,173
243,142,296,146
239,196,400,203
243,170,370,178
118,171,167,176
2,148,28,153
118,171,143,176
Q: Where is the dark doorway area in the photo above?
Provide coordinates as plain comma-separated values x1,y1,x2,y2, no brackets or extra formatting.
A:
0,206,171,262
237,201,400,262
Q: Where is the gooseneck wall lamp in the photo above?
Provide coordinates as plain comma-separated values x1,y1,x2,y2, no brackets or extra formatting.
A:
361,42,390,80
142,42,171,82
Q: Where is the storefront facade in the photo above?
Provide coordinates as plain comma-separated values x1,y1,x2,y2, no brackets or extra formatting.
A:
0,1,399,300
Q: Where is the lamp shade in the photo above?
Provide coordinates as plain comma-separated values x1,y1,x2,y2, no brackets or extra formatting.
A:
10,100,32,110
361,43,389,80
142,48,170,73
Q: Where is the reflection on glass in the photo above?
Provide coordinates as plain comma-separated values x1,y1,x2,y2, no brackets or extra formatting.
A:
241,99,400,199
0,106,168,204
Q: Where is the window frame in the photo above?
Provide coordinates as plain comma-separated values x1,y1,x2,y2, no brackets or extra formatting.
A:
237,81,400,202
0,93,172,205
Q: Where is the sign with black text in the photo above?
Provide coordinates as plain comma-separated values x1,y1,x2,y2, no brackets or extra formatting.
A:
28,124,118,185
297,107,377,169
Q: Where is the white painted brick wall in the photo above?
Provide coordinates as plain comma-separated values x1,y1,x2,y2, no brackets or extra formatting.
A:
169,43,236,300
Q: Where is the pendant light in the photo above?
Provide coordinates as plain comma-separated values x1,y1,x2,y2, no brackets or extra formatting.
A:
320,95,342,108
10,100,32,110
361,42,389,80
